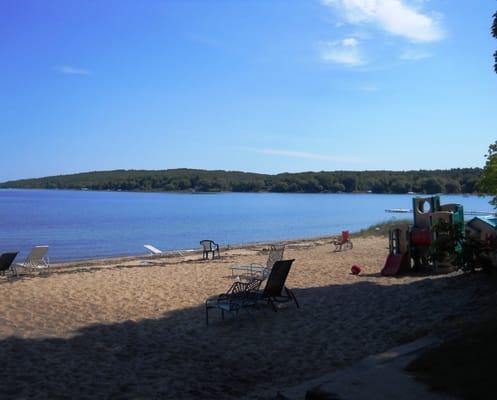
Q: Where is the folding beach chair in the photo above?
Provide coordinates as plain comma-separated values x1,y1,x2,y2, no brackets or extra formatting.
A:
255,259,299,311
0,252,19,277
144,244,163,255
230,243,285,280
144,244,185,258
333,230,353,251
15,246,50,274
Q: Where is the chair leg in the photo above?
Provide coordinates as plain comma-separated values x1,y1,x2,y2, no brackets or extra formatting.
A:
269,298,277,312
286,287,299,308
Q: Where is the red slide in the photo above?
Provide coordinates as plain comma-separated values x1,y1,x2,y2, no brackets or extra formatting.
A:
381,253,409,276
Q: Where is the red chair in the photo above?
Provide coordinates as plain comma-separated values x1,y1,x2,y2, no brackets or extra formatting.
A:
333,230,353,251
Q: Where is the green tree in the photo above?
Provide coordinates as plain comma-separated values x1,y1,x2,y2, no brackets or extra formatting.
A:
479,141,497,207
444,180,461,194
420,178,443,194
493,11,497,73
341,177,357,192
390,178,411,194
271,182,289,192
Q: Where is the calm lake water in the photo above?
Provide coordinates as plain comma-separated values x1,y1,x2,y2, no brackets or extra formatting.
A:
0,189,494,261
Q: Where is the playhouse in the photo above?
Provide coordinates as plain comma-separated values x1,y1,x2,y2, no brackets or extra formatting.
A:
466,215,497,241
381,196,464,276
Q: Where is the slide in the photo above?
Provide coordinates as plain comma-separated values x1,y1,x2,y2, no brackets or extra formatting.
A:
381,253,409,276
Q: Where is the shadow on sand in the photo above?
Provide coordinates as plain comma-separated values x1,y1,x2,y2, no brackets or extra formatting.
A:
0,272,490,400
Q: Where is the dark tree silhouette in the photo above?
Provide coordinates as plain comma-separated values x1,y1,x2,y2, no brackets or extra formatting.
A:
480,12,497,206
479,141,497,207
493,11,497,72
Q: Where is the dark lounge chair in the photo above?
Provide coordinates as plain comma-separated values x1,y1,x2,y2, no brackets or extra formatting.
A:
200,240,220,260
0,252,19,277
205,278,262,324
255,259,299,311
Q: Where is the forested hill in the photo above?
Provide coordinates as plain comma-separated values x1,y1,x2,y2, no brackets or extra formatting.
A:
0,168,483,194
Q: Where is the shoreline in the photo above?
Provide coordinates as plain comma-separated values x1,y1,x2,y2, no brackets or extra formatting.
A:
48,233,341,270
0,186,485,196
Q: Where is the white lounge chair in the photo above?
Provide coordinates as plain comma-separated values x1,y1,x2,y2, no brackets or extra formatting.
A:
144,244,163,255
230,244,285,280
144,244,184,257
16,246,50,274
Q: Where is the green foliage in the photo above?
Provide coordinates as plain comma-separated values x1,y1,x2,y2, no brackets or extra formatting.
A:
457,235,493,273
493,11,497,73
353,219,411,238
478,141,497,207
444,179,461,194
0,168,483,194
429,220,496,273
428,220,465,266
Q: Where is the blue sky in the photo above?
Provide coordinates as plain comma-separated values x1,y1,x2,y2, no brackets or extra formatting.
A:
1,0,496,181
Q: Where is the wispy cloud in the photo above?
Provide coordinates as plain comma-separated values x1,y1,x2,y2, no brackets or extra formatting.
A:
322,0,444,43
319,37,366,66
400,48,431,60
258,148,360,163
54,65,91,75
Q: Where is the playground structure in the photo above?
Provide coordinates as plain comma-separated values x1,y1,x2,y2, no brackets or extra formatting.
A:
466,215,497,242
381,196,465,276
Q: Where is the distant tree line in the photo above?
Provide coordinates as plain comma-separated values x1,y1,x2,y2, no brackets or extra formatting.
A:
0,168,483,194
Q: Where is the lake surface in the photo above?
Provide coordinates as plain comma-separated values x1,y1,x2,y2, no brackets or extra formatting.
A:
0,189,494,261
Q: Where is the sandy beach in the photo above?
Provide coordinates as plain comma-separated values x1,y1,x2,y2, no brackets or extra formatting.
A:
1,235,494,399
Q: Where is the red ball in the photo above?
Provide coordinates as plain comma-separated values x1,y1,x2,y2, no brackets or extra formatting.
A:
351,265,361,275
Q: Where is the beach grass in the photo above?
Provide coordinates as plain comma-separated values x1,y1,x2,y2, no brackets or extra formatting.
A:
352,219,411,238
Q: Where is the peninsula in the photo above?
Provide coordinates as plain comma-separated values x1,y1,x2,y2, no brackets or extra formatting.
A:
0,168,482,194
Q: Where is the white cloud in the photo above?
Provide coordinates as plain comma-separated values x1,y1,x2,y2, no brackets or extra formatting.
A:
259,148,360,163
322,0,444,42
54,65,91,75
342,37,359,47
319,37,366,66
400,48,431,60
